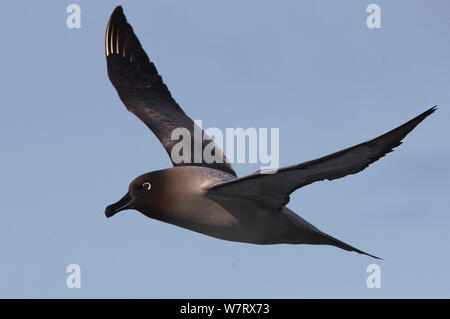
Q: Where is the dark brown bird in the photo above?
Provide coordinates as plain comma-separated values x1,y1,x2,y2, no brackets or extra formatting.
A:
104,6,435,259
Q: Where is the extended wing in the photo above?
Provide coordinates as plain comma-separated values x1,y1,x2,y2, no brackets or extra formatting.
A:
106,6,235,176
206,107,436,210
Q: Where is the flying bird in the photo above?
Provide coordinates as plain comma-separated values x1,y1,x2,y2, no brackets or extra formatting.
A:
104,6,435,259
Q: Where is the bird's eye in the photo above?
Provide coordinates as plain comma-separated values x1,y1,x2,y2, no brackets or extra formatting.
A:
142,182,151,190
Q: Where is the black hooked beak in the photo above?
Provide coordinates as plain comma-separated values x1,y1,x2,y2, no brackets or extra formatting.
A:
105,192,134,218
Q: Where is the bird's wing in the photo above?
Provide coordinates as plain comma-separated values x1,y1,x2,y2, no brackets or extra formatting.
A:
206,107,436,210
105,6,236,176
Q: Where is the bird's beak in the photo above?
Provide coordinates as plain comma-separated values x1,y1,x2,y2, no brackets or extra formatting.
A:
105,192,134,218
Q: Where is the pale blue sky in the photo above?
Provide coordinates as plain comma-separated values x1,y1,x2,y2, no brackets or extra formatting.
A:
0,0,449,298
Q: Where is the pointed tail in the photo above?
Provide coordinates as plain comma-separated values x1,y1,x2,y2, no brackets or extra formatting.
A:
316,231,383,260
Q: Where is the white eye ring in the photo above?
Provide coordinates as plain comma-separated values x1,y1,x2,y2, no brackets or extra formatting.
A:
142,182,151,190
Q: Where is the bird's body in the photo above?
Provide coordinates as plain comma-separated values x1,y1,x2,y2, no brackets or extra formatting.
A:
135,167,242,241
104,6,436,259
112,165,383,258
128,166,331,246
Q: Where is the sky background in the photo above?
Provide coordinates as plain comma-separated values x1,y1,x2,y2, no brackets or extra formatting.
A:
0,0,449,298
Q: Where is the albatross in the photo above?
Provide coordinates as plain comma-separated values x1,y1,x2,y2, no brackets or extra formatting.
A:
104,6,435,259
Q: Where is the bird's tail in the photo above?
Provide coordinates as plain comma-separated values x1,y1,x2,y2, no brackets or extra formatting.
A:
315,231,382,260
283,208,382,259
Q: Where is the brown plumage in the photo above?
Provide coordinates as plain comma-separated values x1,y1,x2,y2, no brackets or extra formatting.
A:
105,6,436,259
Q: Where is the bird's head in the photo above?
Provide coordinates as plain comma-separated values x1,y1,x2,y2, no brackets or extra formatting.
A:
105,172,162,218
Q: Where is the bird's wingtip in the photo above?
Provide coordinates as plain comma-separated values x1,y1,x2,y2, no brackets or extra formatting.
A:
109,6,125,22
424,105,438,116
113,5,123,14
